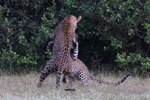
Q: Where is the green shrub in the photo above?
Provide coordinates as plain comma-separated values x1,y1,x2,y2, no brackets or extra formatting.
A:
0,0,150,75
116,52,150,74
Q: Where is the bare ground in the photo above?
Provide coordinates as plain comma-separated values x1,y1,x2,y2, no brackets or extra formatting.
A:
0,72,150,100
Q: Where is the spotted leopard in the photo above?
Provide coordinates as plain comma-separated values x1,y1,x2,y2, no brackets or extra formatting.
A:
63,59,131,86
37,15,81,89
47,35,79,60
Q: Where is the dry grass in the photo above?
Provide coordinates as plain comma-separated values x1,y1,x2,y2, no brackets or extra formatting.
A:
0,72,150,100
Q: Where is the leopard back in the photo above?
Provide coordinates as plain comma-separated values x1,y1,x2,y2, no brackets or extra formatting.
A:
67,59,130,87
52,15,81,67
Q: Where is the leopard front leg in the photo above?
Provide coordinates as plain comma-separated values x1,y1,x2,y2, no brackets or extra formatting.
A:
62,74,75,84
62,75,69,84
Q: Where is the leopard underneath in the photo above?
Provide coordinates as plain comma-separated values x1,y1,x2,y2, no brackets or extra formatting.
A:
63,59,131,86
38,57,130,89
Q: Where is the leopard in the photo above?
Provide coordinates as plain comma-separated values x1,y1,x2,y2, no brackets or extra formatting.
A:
38,57,130,90
46,29,79,86
37,15,81,89
63,59,131,87
47,33,79,60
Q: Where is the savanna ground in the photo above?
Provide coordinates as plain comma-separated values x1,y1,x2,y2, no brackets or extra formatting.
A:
0,72,150,100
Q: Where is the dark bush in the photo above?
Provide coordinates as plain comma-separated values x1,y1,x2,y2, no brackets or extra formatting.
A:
0,0,150,75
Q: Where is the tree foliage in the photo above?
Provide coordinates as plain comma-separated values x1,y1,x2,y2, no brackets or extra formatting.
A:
0,0,150,75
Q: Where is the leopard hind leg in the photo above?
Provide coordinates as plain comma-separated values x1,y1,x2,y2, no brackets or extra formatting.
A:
78,72,89,86
37,59,56,87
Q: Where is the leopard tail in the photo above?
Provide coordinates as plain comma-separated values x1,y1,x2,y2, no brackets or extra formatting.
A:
89,74,131,86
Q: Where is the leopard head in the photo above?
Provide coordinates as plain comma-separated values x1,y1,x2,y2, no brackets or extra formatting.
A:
63,15,81,30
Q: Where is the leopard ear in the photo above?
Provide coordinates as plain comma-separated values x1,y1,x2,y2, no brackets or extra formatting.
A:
77,16,81,23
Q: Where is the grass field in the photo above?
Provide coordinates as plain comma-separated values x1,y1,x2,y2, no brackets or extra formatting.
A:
0,72,150,100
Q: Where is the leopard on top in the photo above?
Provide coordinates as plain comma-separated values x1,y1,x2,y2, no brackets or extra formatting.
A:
37,15,81,89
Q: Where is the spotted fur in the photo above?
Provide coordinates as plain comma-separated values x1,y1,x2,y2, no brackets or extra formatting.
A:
64,59,131,86
37,15,81,89
38,58,130,89
47,36,79,60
